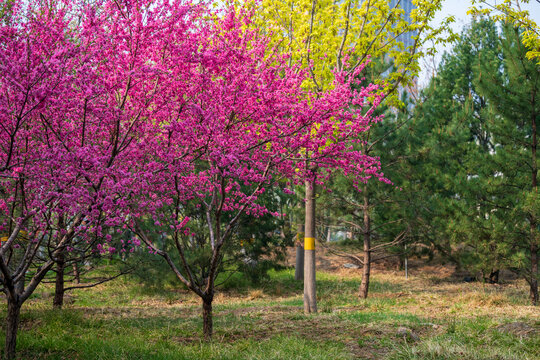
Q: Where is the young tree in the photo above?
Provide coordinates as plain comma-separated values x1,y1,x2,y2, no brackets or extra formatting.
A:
0,5,90,357
395,18,508,276
43,0,202,310
0,0,199,357
129,5,386,339
253,0,456,309
405,19,539,304
475,24,540,304
319,93,413,299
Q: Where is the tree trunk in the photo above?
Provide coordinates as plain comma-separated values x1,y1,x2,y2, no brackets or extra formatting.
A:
404,243,409,279
488,269,500,284
359,192,371,299
294,223,304,281
53,250,65,309
5,295,21,360
73,261,80,284
531,243,538,306
304,179,317,313
530,104,538,306
202,298,213,340
396,256,404,271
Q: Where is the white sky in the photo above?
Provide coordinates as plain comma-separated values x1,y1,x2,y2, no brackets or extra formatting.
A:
418,0,540,87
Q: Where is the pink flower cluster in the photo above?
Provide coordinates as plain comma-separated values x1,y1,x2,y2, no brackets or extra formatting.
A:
0,0,386,254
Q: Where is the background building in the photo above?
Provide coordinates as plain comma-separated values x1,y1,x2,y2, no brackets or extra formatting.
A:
390,0,418,103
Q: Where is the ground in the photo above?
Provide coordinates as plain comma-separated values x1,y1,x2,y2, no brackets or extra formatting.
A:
1,248,539,359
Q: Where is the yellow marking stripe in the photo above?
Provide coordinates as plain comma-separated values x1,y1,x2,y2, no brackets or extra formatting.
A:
304,237,315,250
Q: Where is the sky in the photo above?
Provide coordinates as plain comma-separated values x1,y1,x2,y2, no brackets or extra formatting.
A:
418,0,540,87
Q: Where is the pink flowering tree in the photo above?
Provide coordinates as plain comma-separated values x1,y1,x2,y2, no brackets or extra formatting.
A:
41,0,204,310
0,1,386,354
0,1,202,358
0,4,92,358
130,5,386,340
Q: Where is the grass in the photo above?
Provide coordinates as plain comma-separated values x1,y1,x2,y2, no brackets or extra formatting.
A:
1,263,539,359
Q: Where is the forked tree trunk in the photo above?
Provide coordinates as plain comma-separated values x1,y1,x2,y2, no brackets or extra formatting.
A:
294,223,304,281
304,179,317,313
202,297,213,340
5,295,21,360
53,250,65,308
359,192,371,299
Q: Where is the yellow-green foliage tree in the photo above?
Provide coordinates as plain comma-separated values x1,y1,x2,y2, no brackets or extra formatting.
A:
254,0,456,100
469,0,540,63
248,0,456,312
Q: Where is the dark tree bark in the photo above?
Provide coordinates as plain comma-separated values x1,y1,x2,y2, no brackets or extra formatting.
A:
202,296,213,341
73,261,80,284
53,215,66,308
53,250,65,308
487,269,499,284
5,295,21,360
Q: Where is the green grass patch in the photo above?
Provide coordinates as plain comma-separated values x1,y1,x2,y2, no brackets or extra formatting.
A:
0,267,537,359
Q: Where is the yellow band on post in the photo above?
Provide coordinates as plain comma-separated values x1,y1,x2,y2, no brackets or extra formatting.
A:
304,237,315,250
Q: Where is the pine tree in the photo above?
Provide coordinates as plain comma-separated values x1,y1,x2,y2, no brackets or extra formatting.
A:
407,19,539,305
415,19,503,281
475,24,540,304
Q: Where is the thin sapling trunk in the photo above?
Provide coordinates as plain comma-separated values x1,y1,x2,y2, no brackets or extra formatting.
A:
359,191,371,299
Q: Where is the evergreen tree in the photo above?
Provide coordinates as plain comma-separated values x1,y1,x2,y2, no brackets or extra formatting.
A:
408,19,539,304
411,19,502,280
475,24,540,304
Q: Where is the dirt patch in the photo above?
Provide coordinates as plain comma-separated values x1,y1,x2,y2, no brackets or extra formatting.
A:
19,316,42,331
220,305,299,317
79,305,199,321
172,305,446,359
496,322,539,337
287,246,460,279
